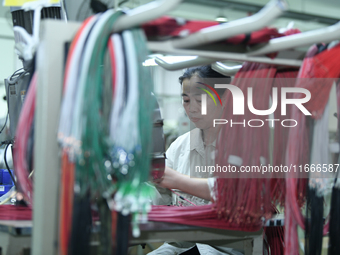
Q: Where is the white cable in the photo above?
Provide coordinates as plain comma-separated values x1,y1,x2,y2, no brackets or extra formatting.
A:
116,30,140,151
109,34,125,141
309,99,334,197
59,16,99,153
71,10,115,154
113,30,142,215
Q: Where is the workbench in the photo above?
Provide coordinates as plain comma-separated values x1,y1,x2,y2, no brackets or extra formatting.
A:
0,219,270,255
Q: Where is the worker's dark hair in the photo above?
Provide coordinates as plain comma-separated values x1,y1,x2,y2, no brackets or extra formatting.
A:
179,65,231,96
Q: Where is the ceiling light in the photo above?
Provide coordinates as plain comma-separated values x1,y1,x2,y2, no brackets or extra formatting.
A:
215,16,228,23
215,9,228,23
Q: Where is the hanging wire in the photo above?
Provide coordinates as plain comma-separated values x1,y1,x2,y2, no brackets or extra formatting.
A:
0,113,9,135
4,142,16,188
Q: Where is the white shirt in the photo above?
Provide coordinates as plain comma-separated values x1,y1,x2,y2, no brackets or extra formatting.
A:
166,128,216,206
148,129,243,255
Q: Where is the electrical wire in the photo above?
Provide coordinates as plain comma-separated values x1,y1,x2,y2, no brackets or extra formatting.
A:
71,11,114,157
76,0,90,21
61,0,68,22
4,143,16,188
59,15,99,255
13,72,37,205
107,34,117,95
74,9,121,196
0,112,9,135
0,205,32,220
9,68,24,80
0,191,17,205
64,23,99,141
109,34,125,142
214,62,276,228
171,189,197,206
59,9,156,252
149,204,262,231
58,15,98,151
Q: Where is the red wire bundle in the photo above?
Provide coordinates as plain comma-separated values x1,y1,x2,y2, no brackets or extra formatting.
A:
295,44,340,119
214,62,277,228
0,205,32,220
59,16,97,255
13,72,37,205
59,152,75,255
149,204,262,231
284,44,340,255
59,15,122,254
271,69,299,206
264,225,285,255
263,205,284,255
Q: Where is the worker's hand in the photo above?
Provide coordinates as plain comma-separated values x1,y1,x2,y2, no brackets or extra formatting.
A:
153,167,212,201
153,166,184,190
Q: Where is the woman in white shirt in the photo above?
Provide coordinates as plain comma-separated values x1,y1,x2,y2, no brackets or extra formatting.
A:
149,66,243,255
160,65,230,205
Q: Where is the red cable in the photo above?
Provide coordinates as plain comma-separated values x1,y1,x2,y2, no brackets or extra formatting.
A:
214,62,277,227
108,35,117,97
13,72,37,205
0,205,32,220
171,190,197,206
59,16,98,255
59,151,75,255
149,204,262,231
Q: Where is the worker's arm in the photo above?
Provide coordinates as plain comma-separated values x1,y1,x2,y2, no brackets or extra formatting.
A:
154,166,211,201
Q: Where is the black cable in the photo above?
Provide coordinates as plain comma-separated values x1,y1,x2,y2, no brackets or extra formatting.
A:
76,0,89,21
1,73,11,136
115,212,130,255
68,194,92,255
27,117,35,172
9,68,24,80
0,112,9,135
91,0,108,13
4,142,17,188
98,199,112,255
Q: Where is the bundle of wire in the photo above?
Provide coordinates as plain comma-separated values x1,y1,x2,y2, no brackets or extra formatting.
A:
213,62,276,227
58,10,155,255
148,63,303,255
149,204,261,231
271,69,299,205
305,98,334,255
148,64,298,255
212,31,302,229
108,28,156,224
58,15,99,255
0,205,31,220
328,84,340,255
284,44,340,255
12,72,37,205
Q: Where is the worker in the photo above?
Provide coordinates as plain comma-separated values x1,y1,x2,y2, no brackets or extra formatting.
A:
151,65,242,255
